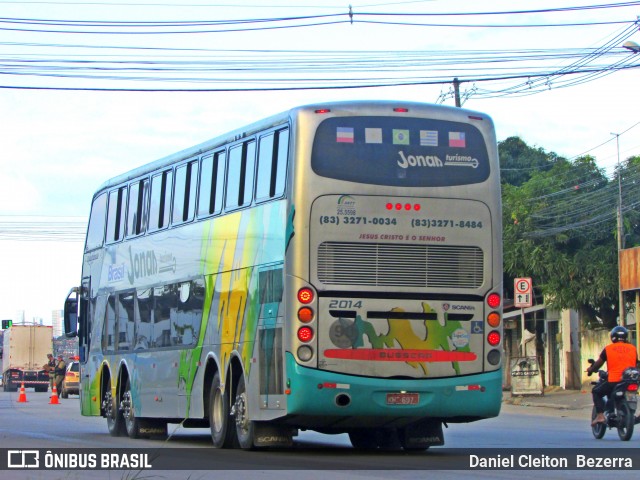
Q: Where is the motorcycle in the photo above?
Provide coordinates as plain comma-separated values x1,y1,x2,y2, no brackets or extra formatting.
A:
588,359,640,441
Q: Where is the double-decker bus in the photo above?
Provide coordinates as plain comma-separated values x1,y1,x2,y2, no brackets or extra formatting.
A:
64,100,503,450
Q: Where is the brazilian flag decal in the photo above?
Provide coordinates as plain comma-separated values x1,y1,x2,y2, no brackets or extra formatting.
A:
393,129,410,145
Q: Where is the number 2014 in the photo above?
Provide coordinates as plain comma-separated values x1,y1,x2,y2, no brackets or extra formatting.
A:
329,300,362,309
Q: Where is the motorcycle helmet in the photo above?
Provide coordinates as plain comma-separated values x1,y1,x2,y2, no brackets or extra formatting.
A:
610,325,629,343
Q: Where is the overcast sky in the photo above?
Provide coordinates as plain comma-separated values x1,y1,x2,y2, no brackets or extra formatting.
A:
1,0,639,322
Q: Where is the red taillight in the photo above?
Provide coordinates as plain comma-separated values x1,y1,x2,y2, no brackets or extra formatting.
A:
315,109,331,114
298,307,314,323
386,202,420,211
628,383,639,392
487,330,501,346
487,293,501,308
297,288,314,304
393,107,409,112
298,327,314,342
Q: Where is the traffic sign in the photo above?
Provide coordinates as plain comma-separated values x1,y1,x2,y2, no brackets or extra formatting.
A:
514,277,533,308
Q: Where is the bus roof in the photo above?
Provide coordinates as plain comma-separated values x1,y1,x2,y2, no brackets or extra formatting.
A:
93,100,490,198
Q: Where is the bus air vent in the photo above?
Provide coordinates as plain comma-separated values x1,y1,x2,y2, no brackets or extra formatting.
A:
317,242,483,289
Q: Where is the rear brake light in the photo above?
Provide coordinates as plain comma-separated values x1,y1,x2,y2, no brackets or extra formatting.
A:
628,383,639,392
386,202,421,211
315,109,331,114
298,327,314,343
487,293,501,308
297,288,314,304
487,330,501,346
393,107,409,112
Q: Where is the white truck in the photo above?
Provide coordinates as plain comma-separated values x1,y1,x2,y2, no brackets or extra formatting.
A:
2,325,52,392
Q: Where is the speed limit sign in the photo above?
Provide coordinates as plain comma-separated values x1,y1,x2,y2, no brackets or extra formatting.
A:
514,277,532,308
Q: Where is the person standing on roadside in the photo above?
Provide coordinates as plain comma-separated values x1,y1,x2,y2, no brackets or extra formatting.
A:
54,354,67,398
44,353,56,395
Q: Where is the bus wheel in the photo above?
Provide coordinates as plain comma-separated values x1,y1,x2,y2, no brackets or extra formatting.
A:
233,376,255,450
104,387,125,437
209,372,235,448
123,379,142,439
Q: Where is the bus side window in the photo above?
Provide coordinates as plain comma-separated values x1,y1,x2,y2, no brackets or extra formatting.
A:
173,280,204,346
225,140,256,210
172,160,199,225
273,128,289,197
136,289,153,350
256,128,288,203
118,293,135,351
86,192,107,251
126,179,149,238
197,151,225,218
153,285,173,348
106,186,127,243
148,170,172,232
103,295,116,353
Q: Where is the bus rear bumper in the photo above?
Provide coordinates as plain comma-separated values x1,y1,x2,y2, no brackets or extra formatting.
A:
285,353,502,425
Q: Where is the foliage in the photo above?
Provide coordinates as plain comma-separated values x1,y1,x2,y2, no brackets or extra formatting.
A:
499,137,630,328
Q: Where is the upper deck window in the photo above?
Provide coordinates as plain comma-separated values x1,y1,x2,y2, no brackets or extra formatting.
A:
256,128,289,203
172,160,198,225
311,116,490,187
198,151,225,218
148,170,172,232
126,179,149,238
85,192,107,252
225,140,256,210
106,186,127,243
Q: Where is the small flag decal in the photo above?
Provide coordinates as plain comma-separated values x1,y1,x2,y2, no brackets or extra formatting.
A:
449,132,466,147
336,127,354,143
420,130,438,146
365,128,383,144
393,129,410,145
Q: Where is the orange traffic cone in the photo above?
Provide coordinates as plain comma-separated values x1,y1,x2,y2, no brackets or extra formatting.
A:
17,382,28,403
49,385,60,405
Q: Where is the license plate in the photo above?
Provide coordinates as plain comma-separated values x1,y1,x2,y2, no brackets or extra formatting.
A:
625,392,637,402
386,393,419,405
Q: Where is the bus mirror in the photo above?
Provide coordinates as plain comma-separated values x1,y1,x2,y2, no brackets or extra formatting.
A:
64,288,79,338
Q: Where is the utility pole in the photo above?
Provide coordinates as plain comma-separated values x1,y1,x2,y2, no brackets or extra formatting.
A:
453,78,461,107
612,132,625,326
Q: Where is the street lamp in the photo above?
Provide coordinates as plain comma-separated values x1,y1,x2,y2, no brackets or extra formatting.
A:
611,132,625,326
622,41,640,53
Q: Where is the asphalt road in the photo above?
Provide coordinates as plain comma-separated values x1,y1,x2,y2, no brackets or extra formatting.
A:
0,389,638,480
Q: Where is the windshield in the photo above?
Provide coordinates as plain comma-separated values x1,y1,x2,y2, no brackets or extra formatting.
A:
311,116,490,187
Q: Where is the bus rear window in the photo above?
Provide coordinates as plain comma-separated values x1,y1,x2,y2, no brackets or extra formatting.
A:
311,116,490,187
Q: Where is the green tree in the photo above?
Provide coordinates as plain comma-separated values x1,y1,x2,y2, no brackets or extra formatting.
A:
500,138,620,328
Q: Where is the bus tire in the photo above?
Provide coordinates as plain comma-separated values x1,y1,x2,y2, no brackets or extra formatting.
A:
105,386,126,437
123,379,142,439
234,376,255,450
209,372,235,448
